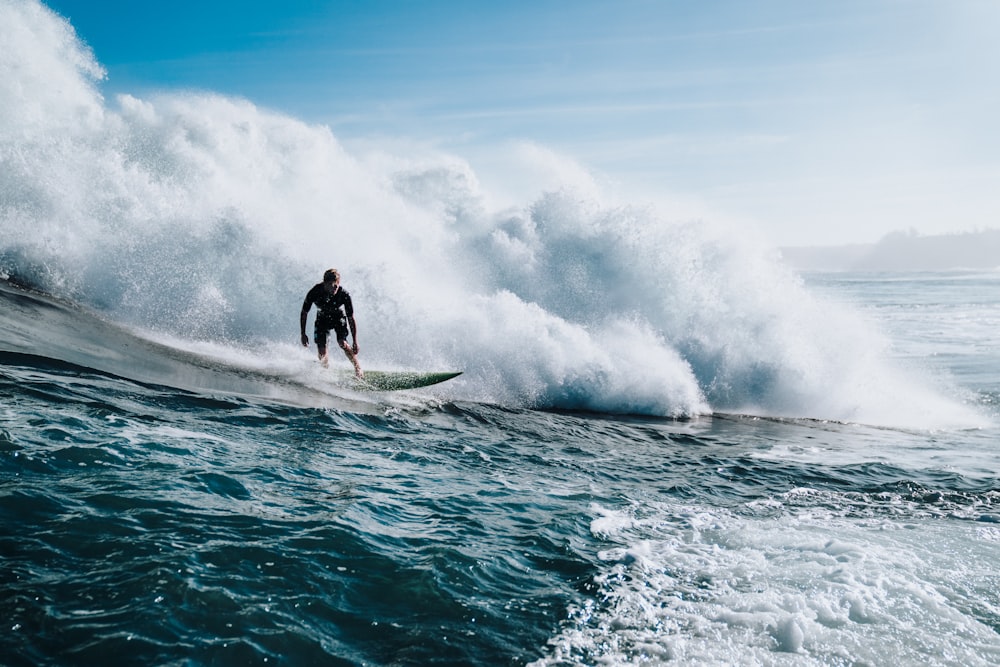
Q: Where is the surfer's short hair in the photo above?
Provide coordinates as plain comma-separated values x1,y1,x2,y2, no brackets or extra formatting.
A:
323,269,340,283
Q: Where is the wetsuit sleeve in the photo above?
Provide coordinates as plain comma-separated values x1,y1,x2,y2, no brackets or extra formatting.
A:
301,284,318,313
342,292,354,318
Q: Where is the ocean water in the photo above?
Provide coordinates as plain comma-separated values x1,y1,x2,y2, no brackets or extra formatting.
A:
2,2,999,665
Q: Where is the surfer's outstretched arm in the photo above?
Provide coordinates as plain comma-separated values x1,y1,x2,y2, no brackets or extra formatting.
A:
348,315,359,355
299,309,310,347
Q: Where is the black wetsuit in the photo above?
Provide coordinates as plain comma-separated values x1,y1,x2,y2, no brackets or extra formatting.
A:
302,283,354,349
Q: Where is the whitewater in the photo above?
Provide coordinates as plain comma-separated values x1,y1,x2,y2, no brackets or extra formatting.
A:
2,2,998,665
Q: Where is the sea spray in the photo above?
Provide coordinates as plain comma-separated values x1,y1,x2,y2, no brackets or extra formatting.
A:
0,0,983,426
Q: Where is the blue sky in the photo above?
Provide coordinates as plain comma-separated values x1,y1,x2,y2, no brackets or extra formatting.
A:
44,0,1000,245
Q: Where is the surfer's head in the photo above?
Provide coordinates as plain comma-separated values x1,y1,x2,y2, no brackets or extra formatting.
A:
323,269,340,285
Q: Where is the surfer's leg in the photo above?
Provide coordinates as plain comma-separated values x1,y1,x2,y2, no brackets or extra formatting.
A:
338,338,363,378
315,327,330,367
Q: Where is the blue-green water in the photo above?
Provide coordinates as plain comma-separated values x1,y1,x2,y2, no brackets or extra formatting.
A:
2,275,999,666
2,3,999,662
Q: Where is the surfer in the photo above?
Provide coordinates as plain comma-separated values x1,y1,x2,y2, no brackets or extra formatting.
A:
300,269,363,378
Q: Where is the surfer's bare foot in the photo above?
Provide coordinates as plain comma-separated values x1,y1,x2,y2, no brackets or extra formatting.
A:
320,356,329,368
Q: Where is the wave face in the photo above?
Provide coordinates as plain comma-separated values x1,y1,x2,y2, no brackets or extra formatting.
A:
0,0,981,426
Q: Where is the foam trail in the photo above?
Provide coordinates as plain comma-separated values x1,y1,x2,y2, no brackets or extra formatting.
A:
532,498,1000,665
0,0,984,426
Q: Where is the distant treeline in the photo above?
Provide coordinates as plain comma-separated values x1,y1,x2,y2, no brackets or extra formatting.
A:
781,229,1000,272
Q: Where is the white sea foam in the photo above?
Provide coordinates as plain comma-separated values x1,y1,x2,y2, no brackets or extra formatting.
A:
533,499,1000,666
0,0,985,426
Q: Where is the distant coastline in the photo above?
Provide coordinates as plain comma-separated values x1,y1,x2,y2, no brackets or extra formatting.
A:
780,229,1000,272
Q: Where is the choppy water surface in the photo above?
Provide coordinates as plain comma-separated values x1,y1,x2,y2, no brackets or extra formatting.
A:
2,276,999,665
2,2,999,663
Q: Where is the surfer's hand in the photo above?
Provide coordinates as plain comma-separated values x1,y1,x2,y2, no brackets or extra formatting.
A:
352,343,359,355
301,333,309,347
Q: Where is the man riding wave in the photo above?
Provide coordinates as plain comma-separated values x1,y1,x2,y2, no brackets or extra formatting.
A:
300,268,363,378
